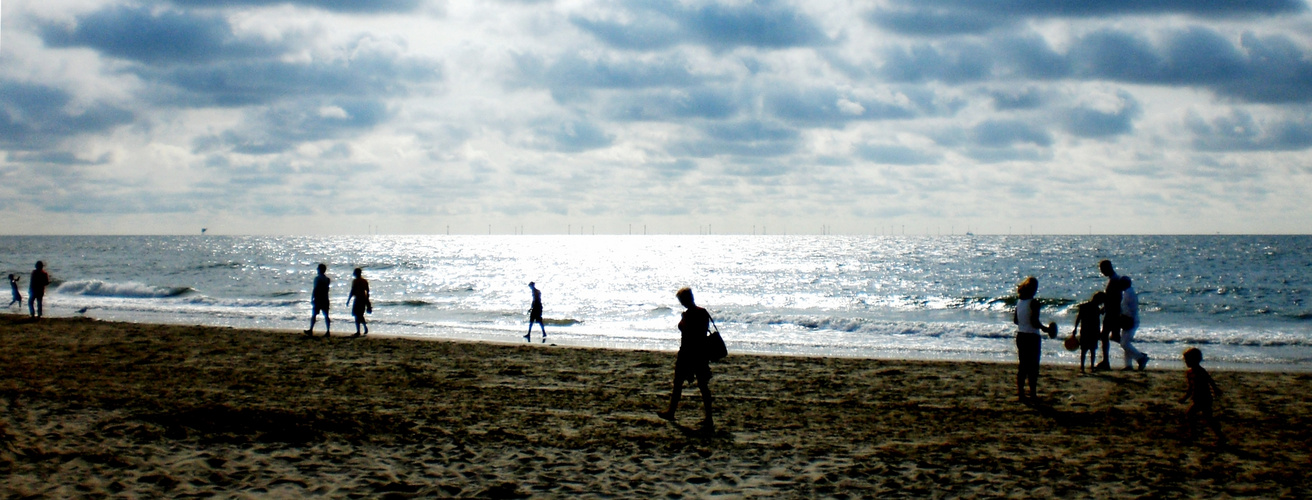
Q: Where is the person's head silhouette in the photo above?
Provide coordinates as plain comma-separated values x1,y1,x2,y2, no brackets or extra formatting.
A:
676,287,696,308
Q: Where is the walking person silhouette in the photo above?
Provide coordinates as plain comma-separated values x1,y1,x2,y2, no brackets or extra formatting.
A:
304,264,331,337
346,268,370,337
657,287,716,434
526,282,546,342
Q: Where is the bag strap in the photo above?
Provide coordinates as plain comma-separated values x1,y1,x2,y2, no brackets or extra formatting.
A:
709,315,719,335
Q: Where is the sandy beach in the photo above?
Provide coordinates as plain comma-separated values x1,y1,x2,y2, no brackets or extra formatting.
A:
1,315,1309,498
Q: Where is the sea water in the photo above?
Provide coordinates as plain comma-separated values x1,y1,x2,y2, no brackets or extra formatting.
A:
1,235,1308,371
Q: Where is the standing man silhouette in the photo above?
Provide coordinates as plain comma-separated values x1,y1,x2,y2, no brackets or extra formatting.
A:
526,282,546,342
29,261,49,318
1097,259,1121,371
305,263,331,337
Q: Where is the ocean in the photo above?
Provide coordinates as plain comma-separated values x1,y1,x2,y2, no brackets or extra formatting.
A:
2,235,1309,371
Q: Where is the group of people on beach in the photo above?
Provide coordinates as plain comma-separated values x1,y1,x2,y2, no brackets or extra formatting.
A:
7,257,1225,441
1013,259,1224,442
301,264,373,338
1012,259,1148,400
1068,259,1149,374
8,261,49,319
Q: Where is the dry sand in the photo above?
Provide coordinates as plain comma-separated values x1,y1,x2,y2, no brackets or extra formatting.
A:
0,314,1309,498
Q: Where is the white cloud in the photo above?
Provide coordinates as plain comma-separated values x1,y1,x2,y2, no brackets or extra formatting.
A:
0,0,1309,235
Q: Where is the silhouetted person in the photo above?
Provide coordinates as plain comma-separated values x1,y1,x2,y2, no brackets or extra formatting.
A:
346,267,370,337
29,262,49,318
1013,276,1057,401
1180,347,1226,444
525,282,545,342
304,263,331,337
1119,276,1149,370
1071,291,1106,373
8,274,21,309
1097,259,1121,371
657,287,715,433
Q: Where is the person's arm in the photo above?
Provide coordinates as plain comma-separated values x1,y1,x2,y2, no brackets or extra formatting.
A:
346,287,355,306
1180,373,1194,404
1071,309,1082,336
1208,374,1223,399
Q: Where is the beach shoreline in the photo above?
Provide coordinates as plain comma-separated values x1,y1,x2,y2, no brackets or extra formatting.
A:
2,314,1309,497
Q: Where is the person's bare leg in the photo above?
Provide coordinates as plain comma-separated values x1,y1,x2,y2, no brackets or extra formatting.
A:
698,376,714,432
658,375,682,421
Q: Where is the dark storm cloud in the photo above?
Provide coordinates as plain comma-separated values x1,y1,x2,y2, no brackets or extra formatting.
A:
1187,109,1312,151
571,0,830,51
880,27,1312,103
0,80,134,151
40,6,273,65
869,0,1306,36
169,0,423,13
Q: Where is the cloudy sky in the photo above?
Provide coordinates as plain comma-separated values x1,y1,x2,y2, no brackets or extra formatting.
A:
2,0,1311,235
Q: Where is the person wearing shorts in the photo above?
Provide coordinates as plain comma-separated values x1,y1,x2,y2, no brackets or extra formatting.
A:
305,263,331,337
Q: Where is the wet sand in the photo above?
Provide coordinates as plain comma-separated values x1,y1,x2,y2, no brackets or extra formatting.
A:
1,314,1309,498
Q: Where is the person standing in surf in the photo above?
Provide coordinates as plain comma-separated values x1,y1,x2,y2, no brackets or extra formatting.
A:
1013,276,1057,401
29,261,49,318
8,274,21,309
346,267,370,337
657,287,715,433
305,263,331,337
1118,276,1149,370
526,282,546,342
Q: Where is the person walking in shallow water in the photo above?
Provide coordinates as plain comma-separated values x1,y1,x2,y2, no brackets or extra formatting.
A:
657,287,715,433
304,264,331,337
7,274,21,309
1013,277,1057,401
346,268,370,337
1118,276,1149,370
29,262,49,318
525,282,545,342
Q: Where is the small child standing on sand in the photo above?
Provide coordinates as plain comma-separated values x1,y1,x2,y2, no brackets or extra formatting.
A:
7,274,21,309
1180,347,1226,444
1070,291,1105,372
